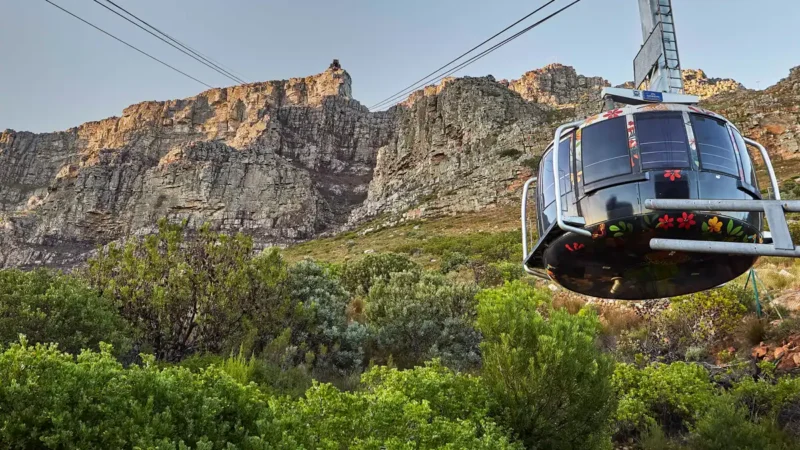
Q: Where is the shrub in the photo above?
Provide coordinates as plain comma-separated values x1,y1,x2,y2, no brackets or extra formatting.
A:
0,339,274,449
521,156,542,171
286,260,368,376
366,271,480,370
619,287,749,363
340,252,421,296
86,220,290,362
0,269,130,356
499,148,523,158
440,251,470,274
690,397,793,450
477,281,616,450
613,362,716,438
394,231,522,265
271,362,522,449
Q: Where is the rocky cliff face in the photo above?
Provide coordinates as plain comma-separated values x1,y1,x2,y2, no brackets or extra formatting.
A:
2,62,798,267
700,66,800,159
0,66,394,267
349,76,550,224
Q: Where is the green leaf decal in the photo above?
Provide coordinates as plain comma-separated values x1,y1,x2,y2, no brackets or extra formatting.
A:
614,232,624,238
702,222,709,232
727,220,734,234
626,223,634,232
609,225,620,232
731,226,742,236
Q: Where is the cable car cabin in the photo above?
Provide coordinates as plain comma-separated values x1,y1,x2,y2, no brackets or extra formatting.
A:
522,102,769,300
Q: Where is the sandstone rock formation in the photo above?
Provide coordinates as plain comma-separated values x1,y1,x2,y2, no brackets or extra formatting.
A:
506,63,610,117
683,69,744,99
0,66,395,267
701,66,800,159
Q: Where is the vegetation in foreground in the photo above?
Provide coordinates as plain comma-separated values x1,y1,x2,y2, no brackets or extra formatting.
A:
0,219,799,449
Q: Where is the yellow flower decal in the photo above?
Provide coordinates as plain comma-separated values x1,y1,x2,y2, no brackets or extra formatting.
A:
705,217,723,233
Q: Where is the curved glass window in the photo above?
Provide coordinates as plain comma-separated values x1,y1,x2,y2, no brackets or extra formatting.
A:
541,149,555,207
731,128,758,189
634,112,690,169
558,135,572,194
691,114,739,177
581,117,630,185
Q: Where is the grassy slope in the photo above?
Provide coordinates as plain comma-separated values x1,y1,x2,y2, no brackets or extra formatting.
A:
283,206,521,268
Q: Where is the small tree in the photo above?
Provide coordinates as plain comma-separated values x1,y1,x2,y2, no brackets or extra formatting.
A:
86,220,289,362
477,281,616,450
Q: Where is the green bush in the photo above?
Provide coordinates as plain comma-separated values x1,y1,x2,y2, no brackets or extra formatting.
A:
395,230,522,264
521,156,542,171
619,286,749,363
0,339,274,449
613,362,716,438
340,252,421,296
477,281,616,450
0,341,521,449
86,219,290,362
286,260,368,376
498,148,523,158
440,251,470,274
690,397,794,450
0,269,130,356
366,271,480,370
271,361,521,449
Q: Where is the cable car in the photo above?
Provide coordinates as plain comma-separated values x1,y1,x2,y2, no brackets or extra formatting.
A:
520,0,800,300
521,90,786,299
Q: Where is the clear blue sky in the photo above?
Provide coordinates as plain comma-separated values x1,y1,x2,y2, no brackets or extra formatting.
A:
1,0,798,133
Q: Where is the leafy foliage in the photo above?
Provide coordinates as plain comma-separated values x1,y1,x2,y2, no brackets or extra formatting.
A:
394,230,522,265
477,282,616,450
0,269,130,356
339,252,421,296
366,271,480,370
0,341,520,449
613,362,716,438
86,220,289,362
286,260,368,376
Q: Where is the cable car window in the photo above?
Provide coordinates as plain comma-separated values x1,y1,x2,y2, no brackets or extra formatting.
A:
581,117,630,185
634,112,690,170
731,128,758,189
691,114,739,177
541,149,555,207
558,135,572,194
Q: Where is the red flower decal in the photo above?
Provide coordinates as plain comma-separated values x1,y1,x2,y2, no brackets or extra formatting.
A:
603,109,623,119
664,169,682,181
627,120,635,133
565,243,585,252
657,214,675,229
677,212,696,230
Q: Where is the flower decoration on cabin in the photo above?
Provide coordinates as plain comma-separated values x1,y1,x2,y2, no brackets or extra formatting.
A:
603,109,623,120
677,212,696,229
583,115,599,125
629,138,637,149
592,223,606,239
703,216,723,233
656,214,675,229
627,120,635,134
565,243,585,252
664,169,682,181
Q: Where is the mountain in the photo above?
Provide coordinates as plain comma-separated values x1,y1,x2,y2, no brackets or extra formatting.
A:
1,61,797,268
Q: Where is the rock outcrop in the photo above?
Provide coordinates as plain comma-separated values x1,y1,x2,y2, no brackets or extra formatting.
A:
506,64,610,117
700,66,800,159
0,65,395,267
349,76,550,224
683,69,744,99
